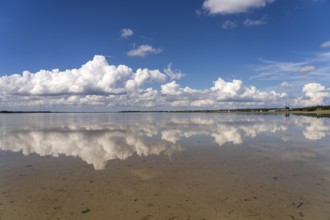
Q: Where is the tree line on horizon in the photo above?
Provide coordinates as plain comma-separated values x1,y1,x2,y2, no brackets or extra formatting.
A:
0,105,330,113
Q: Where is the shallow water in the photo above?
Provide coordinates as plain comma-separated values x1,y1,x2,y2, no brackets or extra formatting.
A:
0,113,330,220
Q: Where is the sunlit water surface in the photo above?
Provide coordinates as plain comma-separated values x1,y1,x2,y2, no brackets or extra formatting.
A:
0,113,330,220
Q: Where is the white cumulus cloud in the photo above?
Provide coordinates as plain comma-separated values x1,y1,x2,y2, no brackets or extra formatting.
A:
0,55,166,96
222,20,238,29
125,69,166,91
2,55,328,111
127,44,162,57
121,28,133,38
203,0,274,15
280,81,293,89
160,78,286,108
211,78,286,102
0,55,169,110
321,41,330,48
301,83,329,105
164,63,184,80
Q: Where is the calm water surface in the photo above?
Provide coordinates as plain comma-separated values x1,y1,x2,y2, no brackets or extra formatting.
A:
0,113,330,220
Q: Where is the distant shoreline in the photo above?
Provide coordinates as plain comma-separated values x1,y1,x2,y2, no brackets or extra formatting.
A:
1,107,330,115
0,111,53,114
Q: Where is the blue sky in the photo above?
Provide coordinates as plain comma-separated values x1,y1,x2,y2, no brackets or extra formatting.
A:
0,0,330,111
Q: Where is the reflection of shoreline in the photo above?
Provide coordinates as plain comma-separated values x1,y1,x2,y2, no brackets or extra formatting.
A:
0,114,329,170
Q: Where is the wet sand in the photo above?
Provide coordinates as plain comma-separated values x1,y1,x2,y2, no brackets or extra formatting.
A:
1,144,330,220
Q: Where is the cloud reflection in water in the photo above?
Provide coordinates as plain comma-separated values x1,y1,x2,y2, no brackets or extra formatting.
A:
0,113,329,170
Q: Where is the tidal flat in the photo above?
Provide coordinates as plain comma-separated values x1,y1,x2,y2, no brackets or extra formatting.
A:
0,113,330,220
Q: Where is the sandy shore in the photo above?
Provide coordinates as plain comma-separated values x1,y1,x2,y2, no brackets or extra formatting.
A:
1,143,330,220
